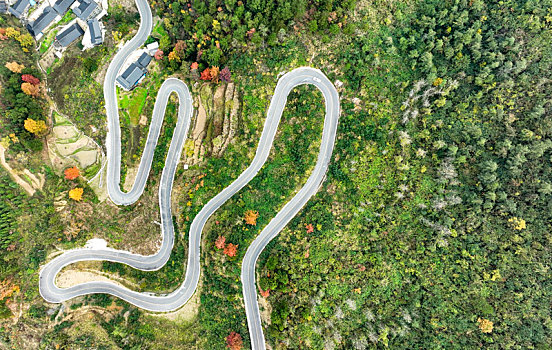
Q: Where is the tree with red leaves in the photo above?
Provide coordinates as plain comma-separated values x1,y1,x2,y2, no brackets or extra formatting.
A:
305,223,314,233
64,166,80,180
200,68,211,81
154,49,163,60
223,243,238,257
174,40,186,57
220,66,231,82
246,28,256,38
226,332,243,350
215,236,226,249
22,74,40,85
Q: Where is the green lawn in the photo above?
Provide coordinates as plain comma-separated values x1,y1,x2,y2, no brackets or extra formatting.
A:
128,87,147,125
39,11,75,54
39,29,57,53
118,87,147,126
152,21,168,39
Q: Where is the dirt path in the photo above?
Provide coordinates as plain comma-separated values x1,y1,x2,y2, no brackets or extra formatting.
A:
56,267,138,289
0,144,44,196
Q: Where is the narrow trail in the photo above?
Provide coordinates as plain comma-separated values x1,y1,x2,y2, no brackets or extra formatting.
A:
38,0,340,348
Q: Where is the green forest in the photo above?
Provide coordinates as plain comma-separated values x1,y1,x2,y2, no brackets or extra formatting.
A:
0,0,551,348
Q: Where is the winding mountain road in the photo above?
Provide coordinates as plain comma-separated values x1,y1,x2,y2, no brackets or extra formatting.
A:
38,0,340,347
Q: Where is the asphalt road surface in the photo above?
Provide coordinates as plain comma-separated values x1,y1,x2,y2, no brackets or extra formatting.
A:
39,0,340,347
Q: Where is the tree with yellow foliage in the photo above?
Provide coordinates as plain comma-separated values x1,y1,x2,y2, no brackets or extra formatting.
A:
24,118,48,136
508,217,526,230
69,188,84,201
5,61,24,73
168,50,180,61
16,33,33,51
5,27,20,39
477,318,493,333
3,27,33,51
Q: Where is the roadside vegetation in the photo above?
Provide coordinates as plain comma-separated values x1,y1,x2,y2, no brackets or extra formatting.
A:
1,0,551,349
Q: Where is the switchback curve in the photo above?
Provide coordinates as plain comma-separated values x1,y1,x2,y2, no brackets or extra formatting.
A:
38,0,340,347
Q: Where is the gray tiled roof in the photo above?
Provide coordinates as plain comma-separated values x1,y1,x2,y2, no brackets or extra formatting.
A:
87,18,102,45
7,0,29,18
116,63,146,90
73,0,97,20
55,22,84,47
136,52,152,68
26,6,57,37
0,1,8,13
52,0,75,14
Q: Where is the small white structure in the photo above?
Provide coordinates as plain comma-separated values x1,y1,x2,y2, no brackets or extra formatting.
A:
146,41,159,55
85,238,108,249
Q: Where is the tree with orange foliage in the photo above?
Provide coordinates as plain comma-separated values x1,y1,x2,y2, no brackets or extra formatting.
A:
305,223,314,233
5,61,24,73
64,167,80,180
244,210,259,225
215,235,226,249
69,188,84,201
226,332,243,350
259,286,270,298
210,66,220,83
21,82,39,96
0,279,19,301
200,67,211,80
223,243,238,257
190,62,200,80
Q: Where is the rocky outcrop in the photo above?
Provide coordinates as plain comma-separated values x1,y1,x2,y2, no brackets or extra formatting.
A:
185,82,241,165
219,82,240,157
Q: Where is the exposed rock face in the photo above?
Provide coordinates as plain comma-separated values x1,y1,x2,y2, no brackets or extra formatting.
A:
191,101,207,164
184,82,241,165
219,82,240,157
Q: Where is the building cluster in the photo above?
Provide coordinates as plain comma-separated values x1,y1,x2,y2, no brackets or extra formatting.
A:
4,0,107,55
3,0,158,91
116,43,158,91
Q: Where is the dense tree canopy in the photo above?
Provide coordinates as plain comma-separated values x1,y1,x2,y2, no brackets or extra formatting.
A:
154,0,356,68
